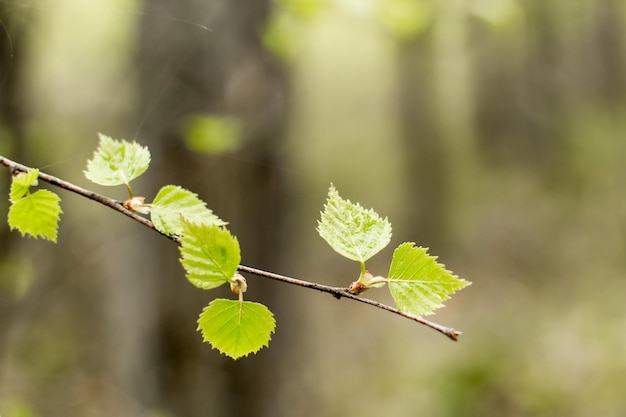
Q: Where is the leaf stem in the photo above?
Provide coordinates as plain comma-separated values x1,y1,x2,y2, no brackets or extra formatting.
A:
124,181,134,199
0,155,462,341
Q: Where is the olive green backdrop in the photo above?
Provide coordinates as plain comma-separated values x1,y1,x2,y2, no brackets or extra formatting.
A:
1,0,626,416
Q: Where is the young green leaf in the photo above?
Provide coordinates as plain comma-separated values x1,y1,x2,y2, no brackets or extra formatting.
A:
197,299,275,359
8,189,62,242
317,184,392,264
388,243,470,316
179,221,240,289
10,170,40,202
84,134,151,186
151,185,226,235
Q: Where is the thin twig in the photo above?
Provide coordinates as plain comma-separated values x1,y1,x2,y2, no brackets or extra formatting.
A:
237,265,461,340
0,155,461,341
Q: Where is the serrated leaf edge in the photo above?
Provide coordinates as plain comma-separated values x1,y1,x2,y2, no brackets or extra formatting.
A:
84,134,151,186
151,185,226,235
197,299,275,359
179,221,241,290
317,184,392,263
388,242,470,316
8,189,63,242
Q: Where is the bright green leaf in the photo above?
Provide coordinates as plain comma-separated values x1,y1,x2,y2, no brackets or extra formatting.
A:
151,185,226,235
179,221,240,289
388,243,470,316
84,133,151,186
317,184,392,263
8,189,62,242
197,299,275,359
10,170,39,203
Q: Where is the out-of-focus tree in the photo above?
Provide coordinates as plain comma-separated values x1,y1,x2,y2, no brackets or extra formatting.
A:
3,0,626,416
133,0,288,416
1,0,289,415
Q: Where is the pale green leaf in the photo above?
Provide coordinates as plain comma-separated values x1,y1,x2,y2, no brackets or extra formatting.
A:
84,133,151,186
151,185,226,235
179,222,240,289
197,299,275,359
388,243,470,316
8,189,62,242
10,170,39,203
317,184,392,263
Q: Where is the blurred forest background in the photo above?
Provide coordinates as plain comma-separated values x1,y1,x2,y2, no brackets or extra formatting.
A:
1,0,626,416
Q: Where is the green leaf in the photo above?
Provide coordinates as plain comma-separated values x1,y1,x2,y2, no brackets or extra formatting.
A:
388,243,470,317
151,185,226,235
8,189,62,242
10,170,39,203
197,299,276,359
317,184,392,263
84,133,151,186
179,221,240,289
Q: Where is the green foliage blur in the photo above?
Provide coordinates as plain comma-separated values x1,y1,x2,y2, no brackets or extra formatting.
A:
1,0,626,416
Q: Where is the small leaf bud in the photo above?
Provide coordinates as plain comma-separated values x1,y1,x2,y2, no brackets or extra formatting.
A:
348,271,387,294
123,196,151,214
229,273,248,295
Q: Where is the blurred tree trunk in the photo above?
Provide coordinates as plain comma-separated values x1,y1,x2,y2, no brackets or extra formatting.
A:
0,10,25,157
0,3,26,367
396,39,448,249
396,2,477,251
135,0,287,416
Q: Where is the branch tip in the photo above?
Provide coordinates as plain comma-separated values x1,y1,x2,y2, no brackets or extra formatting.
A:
448,330,461,341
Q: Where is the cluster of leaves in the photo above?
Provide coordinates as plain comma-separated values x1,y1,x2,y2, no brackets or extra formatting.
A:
8,169,62,242
318,185,470,317
5,134,470,359
9,135,274,359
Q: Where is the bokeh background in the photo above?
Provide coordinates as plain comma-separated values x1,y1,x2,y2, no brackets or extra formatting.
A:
1,0,626,416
